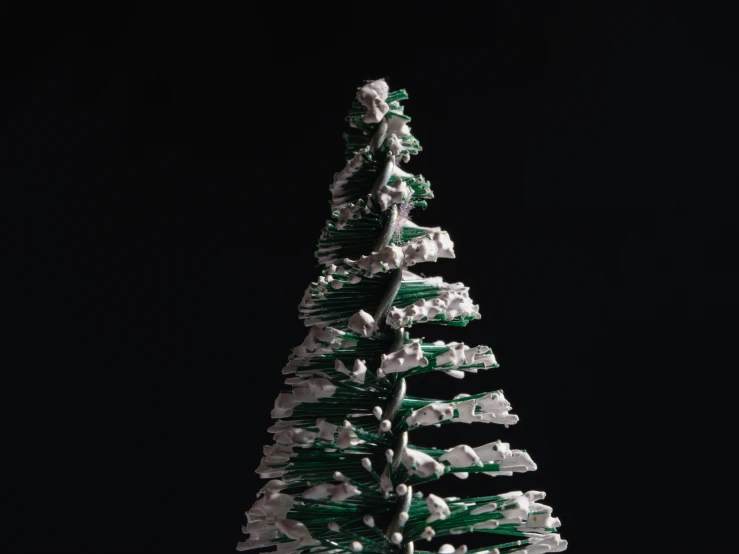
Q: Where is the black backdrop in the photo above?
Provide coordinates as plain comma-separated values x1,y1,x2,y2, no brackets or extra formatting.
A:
21,4,729,553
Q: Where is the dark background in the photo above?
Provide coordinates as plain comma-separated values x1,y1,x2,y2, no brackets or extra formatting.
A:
196,5,736,554
10,4,734,553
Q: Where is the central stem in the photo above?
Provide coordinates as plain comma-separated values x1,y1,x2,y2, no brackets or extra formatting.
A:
367,123,414,551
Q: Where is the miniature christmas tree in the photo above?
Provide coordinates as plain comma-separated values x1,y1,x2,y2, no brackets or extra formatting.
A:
238,79,566,554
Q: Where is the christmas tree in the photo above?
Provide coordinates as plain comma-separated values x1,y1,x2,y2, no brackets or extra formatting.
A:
238,79,566,554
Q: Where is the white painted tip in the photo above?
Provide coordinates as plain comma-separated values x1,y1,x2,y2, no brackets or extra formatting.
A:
422,525,436,541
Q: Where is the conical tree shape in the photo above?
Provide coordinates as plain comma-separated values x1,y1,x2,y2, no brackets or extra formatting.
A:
238,79,566,554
